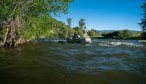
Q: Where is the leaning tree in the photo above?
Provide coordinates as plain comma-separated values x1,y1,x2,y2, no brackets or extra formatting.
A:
0,0,73,47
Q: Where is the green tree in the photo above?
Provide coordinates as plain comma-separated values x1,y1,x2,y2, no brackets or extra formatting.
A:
102,30,132,39
88,29,100,38
79,19,85,29
67,18,73,37
0,0,73,47
67,18,72,27
73,27,83,37
140,1,146,38
23,14,61,39
122,29,132,38
112,31,121,38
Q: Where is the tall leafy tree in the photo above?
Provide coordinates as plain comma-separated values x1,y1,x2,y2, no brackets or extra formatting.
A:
67,18,73,37
79,19,85,29
67,18,72,27
140,1,146,38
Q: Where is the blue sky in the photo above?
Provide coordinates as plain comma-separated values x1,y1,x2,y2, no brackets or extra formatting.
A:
53,0,145,31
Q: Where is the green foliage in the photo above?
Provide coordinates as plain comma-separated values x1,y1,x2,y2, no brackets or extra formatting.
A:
69,27,75,34
79,19,85,29
141,32,146,38
73,27,83,37
23,15,57,39
58,26,69,38
88,29,100,38
67,18,72,27
70,19,86,37
140,1,146,38
102,30,134,39
0,0,73,47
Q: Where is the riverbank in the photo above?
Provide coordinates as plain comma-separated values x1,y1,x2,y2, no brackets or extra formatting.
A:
0,38,31,48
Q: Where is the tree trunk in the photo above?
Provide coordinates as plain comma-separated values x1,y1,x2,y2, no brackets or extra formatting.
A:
2,16,21,47
3,26,9,46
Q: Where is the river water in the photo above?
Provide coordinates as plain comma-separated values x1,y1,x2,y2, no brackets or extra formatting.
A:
0,39,146,84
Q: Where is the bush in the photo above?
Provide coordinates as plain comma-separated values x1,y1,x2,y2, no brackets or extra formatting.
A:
102,29,133,39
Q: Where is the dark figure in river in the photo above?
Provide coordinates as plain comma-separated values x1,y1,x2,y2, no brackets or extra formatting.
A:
67,33,81,43
73,33,80,39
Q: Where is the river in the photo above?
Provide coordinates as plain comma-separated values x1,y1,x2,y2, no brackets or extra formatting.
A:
0,39,146,84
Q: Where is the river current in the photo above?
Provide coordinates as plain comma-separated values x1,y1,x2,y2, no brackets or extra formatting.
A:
0,39,146,84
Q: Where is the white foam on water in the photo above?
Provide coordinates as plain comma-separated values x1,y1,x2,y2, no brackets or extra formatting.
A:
98,41,143,47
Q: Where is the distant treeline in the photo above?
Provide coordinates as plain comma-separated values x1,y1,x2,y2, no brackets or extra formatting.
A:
101,29,142,39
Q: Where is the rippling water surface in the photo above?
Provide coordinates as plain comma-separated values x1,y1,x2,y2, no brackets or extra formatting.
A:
0,39,146,84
